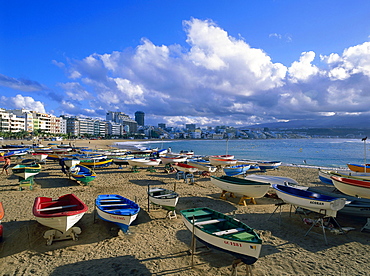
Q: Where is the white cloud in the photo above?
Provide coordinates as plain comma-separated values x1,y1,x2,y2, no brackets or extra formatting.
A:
9,94,46,113
288,51,320,83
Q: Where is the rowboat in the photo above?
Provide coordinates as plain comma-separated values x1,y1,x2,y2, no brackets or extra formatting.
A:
208,155,235,160
318,169,335,185
319,168,370,185
331,175,370,199
70,164,96,185
187,159,217,173
243,174,306,190
347,163,370,173
272,184,346,217
79,158,113,168
33,194,88,245
172,162,198,173
209,158,238,167
112,156,135,167
95,194,140,233
160,155,187,165
148,187,179,218
211,175,270,198
62,157,81,168
223,164,251,176
308,187,370,218
11,163,41,180
127,158,161,167
31,153,48,163
256,161,281,171
180,207,262,265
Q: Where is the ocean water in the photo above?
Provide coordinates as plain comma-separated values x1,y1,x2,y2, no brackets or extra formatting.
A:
115,138,370,169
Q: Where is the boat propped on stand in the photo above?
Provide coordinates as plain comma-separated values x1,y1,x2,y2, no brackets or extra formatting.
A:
180,207,262,274
148,186,179,219
33,194,88,245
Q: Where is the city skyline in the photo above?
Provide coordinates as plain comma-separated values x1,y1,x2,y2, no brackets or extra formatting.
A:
1,1,370,128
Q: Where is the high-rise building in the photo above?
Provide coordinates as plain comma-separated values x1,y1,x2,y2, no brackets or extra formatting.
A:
135,111,145,126
106,111,138,133
158,123,166,129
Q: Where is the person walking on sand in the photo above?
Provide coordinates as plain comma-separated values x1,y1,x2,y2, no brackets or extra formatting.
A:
1,157,11,176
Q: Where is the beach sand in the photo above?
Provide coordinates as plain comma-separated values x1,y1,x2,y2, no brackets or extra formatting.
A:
0,139,369,275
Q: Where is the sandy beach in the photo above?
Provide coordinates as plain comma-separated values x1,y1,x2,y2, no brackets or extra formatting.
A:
0,139,369,276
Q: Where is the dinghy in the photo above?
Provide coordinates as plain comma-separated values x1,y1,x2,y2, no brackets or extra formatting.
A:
11,162,41,180
160,155,187,165
172,163,198,173
180,207,262,265
209,158,238,167
223,164,251,176
33,194,88,245
187,159,217,173
210,175,270,198
31,153,48,163
148,187,179,218
272,184,346,217
70,164,96,185
95,194,140,233
331,175,370,199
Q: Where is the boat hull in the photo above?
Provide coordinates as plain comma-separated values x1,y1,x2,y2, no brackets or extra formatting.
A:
211,176,270,198
331,176,370,199
347,163,370,173
187,160,217,173
70,164,96,184
180,207,262,265
273,184,346,217
95,194,140,233
12,163,41,179
33,194,88,233
172,163,198,173
223,165,251,176
148,187,179,211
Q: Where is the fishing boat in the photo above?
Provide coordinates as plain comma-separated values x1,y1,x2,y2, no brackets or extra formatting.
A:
180,207,262,265
62,157,81,168
95,194,140,233
160,155,187,165
331,175,370,199
31,152,48,163
11,162,41,180
172,162,198,173
256,161,281,171
223,164,251,176
209,158,238,167
308,187,370,218
187,159,217,173
69,164,96,185
272,184,347,217
208,155,235,160
210,175,270,204
318,169,335,185
33,194,88,245
347,163,370,173
79,158,113,168
148,186,179,218
127,158,161,167
112,156,135,167
243,174,307,190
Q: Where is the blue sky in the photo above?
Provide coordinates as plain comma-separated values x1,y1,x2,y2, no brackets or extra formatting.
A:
1,0,370,127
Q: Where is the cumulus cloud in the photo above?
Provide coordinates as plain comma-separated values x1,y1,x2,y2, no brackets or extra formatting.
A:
0,94,46,113
50,18,370,127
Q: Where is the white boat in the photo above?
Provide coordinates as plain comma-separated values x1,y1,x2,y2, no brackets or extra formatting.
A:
181,207,262,265
127,158,160,167
331,175,370,199
31,153,48,162
272,184,347,217
209,158,238,167
172,163,198,173
160,156,187,165
210,175,270,198
187,159,217,173
33,194,88,233
148,187,179,218
62,157,81,168
244,174,304,189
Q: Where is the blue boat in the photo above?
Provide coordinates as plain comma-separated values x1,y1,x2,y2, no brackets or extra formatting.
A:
95,194,140,233
223,164,251,176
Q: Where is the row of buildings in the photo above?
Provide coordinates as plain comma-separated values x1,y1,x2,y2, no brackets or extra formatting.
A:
0,108,145,138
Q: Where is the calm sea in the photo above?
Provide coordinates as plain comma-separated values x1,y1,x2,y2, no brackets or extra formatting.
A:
116,138,370,169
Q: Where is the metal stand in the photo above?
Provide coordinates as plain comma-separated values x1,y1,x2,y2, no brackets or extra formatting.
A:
230,259,253,276
19,176,34,191
361,218,370,232
304,215,345,245
185,173,194,184
176,171,185,180
267,202,286,225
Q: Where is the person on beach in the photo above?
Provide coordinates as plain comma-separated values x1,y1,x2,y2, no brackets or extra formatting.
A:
1,157,11,175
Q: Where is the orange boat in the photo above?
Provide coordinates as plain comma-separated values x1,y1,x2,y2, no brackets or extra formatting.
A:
347,163,370,173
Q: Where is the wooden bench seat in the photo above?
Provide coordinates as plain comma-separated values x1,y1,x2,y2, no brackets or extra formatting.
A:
37,204,78,212
153,193,177,198
213,227,245,236
100,204,129,207
194,218,226,226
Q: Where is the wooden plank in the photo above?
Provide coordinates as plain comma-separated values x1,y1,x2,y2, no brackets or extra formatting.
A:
153,193,176,198
213,228,245,236
100,204,128,207
194,218,226,226
37,204,78,212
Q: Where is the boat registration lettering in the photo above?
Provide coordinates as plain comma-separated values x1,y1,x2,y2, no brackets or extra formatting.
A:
110,215,126,220
224,241,242,247
310,201,324,205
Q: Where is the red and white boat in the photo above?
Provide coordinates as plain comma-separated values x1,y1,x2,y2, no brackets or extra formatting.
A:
172,162,198,173
209,158,238,167
127,158,161,167
33,194,88,245
31,152,49,162
209,155,235,160
331,175,370,199
160,156,187,165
